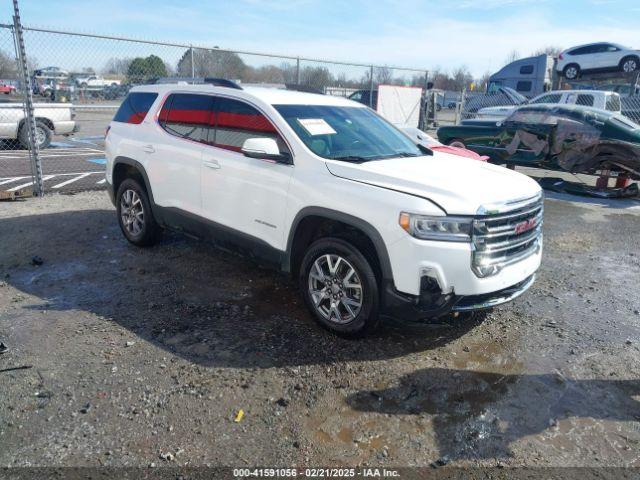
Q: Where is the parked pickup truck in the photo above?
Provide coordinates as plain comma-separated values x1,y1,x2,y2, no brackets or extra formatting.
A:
0,102,78,148
105,84,543,337
476,90,622,120
76,75,121,88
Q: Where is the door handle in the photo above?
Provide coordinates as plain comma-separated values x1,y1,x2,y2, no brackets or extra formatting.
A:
143,144,155,154
204,159,221,170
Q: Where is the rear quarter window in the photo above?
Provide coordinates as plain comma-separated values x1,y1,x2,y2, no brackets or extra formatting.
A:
113,92,158,124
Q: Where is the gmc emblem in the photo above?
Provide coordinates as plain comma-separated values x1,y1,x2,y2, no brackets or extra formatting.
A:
514,218,537,235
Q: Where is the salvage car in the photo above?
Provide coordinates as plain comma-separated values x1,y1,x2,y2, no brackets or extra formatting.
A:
557,42,639,80
105,84,543,337
462,86,527,118
437,104,640,179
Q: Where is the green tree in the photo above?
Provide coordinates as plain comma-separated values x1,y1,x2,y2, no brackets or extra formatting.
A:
177,48,246,80
127,55,168,83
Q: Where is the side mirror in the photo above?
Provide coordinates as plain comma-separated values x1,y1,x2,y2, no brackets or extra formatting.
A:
241,138,291,163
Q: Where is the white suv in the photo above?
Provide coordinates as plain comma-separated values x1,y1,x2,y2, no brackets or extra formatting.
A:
105,84,543,336
557,42,639,80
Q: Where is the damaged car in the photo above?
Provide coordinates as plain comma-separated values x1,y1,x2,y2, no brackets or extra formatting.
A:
437,104,640,179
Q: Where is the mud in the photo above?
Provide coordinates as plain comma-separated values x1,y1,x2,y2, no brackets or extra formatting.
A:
0,191,639,469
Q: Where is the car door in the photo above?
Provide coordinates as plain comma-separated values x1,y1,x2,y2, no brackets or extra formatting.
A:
576,45,599,70
598,44,622,69
496,110,557,166
201,96,294,251
149,92,214,215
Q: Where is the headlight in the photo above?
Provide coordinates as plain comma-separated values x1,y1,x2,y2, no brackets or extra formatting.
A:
399,212,472,242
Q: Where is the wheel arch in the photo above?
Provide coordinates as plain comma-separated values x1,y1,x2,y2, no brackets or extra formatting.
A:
18,117,54,134
112,156,156,205
283,207,394,284
619,54,640,67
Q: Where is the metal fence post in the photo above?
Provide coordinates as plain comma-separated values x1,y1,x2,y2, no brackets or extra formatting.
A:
190,45,195,80
296,57,301,85
369,65,374,107
418,71,429,131
456,88,466,125
12,0,43,196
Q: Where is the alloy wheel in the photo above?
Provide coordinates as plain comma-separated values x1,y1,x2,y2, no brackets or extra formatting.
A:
565,67,578,79
35,126,46,147
308,254,363,324
120,189,144,236
623,59,638,73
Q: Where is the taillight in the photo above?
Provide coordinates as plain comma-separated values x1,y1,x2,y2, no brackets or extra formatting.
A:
559,53,563,60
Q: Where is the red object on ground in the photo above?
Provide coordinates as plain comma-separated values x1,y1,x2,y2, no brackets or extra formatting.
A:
431,145,489,162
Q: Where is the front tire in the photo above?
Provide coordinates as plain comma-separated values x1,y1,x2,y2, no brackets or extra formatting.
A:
620,56,639,74
299,238,380,337
116,178,161,247
563,64,580,80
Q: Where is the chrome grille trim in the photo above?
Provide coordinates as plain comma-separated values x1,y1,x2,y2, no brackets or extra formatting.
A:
472,194,544,276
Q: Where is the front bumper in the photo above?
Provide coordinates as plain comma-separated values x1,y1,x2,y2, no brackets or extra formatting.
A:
381,273,536,323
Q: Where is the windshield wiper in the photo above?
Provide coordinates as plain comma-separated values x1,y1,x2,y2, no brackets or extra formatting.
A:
331,155,371,163
393,152,421,157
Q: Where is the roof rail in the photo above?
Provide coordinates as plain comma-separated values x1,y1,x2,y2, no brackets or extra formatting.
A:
204,78,243,90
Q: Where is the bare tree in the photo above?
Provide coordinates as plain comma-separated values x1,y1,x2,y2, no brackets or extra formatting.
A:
103,57,133,76
504,50,521,64
531,46,563,58
0,49,17,78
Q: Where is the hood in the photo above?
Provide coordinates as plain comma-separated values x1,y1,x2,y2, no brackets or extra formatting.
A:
325,152,541,215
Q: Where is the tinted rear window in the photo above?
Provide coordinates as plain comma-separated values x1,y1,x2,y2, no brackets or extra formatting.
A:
113,92,158,124
159,93,214,143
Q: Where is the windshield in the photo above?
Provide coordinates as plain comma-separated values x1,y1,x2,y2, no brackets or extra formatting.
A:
273,104,422,162
502,87,528,104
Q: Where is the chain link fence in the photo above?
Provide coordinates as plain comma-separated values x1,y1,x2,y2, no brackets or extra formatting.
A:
459,87,640,125
0,15,428,196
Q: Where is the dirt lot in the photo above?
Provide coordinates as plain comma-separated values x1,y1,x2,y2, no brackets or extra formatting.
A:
1,191,640,473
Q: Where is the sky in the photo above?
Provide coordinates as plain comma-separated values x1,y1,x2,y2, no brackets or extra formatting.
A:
2,0,639,77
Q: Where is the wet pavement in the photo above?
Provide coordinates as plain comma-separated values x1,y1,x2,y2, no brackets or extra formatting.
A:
0,191,639,471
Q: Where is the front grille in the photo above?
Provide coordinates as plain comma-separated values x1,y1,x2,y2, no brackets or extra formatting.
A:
471,194,543,276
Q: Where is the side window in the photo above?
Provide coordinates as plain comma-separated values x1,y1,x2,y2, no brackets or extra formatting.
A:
576,94,594,107
113,92,158,124
212,97,289,154
159,93,214,143
530,93,561,104
516,81,532,93
519,65,534,75
569,46,594,56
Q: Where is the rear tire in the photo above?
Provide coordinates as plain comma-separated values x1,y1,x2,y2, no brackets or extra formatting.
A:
18,120,51,149
299,238,380,338
563,64,580,80
116,178,161,247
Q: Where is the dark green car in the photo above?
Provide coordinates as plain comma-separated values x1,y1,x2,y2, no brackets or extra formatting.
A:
437,104,640,179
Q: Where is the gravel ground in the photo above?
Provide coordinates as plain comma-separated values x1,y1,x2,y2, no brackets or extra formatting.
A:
0,191,639,473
